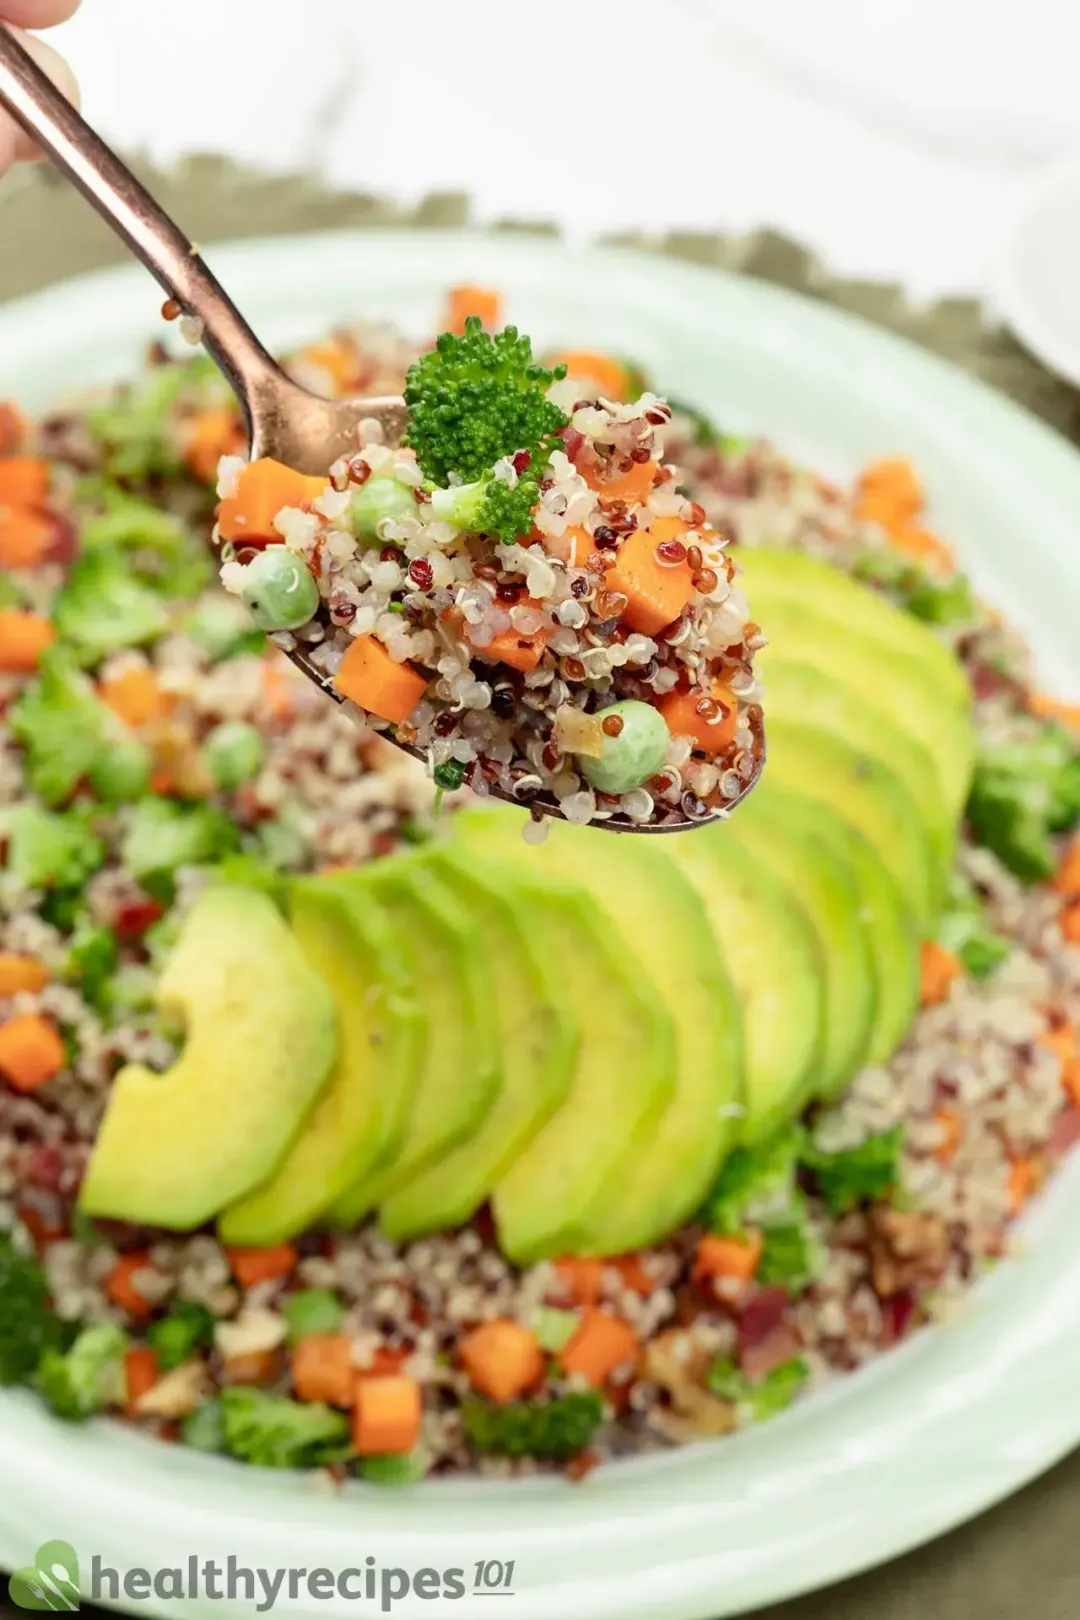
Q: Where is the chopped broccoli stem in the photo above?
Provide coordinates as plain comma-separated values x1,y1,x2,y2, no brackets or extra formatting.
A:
429,470,541,544
54,552,171,660
121,796,240,885
0,803,105,891
147,1303,215,1372
404,317,567,488
463,1391,604,1459
281,1289,345,1345
533,1307,579,1353
218,1387,353,1470
34,1322,128,1422
706,1355,809,1420
7,650,113,807
0,1233,67,1387
802,1125,905,1217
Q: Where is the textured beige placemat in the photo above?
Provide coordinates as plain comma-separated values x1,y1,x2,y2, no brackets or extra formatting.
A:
2,156,1080,1620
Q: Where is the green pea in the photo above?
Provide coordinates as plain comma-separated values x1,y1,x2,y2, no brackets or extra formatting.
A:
184,598,265,662
89,735,151,804
240,547,320,631
579,700,670,795
204,721,265,790
351,477,417,541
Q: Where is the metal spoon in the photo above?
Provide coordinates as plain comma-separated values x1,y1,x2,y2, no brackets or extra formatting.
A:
0,25,762,834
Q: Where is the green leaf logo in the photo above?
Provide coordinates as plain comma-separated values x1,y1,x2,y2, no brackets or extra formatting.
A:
8,1541,80,1611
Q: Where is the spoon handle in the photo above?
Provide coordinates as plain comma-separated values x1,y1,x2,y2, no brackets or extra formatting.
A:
0,25,277,420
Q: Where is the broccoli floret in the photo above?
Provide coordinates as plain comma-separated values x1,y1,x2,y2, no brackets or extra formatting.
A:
84,356,220,483
967,722,1080,882
802,1124,904,1217
937,872,1011,981
218,1387,352,1470
706,1127,805,1236
404,318,567,486
34,1322,128,1422
54,552,171,661
121,796,239,885
183,597,265,663
463,1391,604,1460
7,651,112,807
756,1217,822,1295
146,1302,215,1372
0,803,105,891
706,1355,808,1421
81,492,211,598
428,469,542,545
66,922,119,1010
181,1398,226,1454
0,1232,67,1386
851,549,975,626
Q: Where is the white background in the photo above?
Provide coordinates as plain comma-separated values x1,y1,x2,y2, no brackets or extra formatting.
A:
43,0,1080,301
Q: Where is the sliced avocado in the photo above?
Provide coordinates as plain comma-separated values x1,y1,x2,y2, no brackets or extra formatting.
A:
765,718,937,933
80,886,336,1230
218,880,425,1246
764,659,952,899
671,831,823,1145
732,789,875,1099
737,546,971,711
748,588,974,818
766,787,919,1064
453,808,743,1254
446,847,675,1263
378,846,578,1242
330,856,501,1225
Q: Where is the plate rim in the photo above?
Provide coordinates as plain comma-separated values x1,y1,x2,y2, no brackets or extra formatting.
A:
2,227,1080,1620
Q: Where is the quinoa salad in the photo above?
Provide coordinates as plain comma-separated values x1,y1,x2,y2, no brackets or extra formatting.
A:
2,284,1080,1485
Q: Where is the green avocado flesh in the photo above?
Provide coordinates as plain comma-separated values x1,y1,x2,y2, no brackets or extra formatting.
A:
218,878,425,1246
737,545,971,712
748,586,974,820
452,808,743,1254
671,830,824,1145
764,718,938,935
80,885,337,1230
732,788,876,1099
329,857,501,1225
378,846,579,1243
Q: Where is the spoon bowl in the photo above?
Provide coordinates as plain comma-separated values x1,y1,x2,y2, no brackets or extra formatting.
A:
0,24,763,832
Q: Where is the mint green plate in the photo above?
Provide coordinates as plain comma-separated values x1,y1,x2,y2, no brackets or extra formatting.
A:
2,231,1080,1620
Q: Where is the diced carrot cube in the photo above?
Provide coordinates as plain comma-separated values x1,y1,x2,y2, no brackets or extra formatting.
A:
693,1233,763,1283
613,1253,661,1296
459,1319,545,1403
1007,1155,1040,1215
332,634,428,724
105,1252,156,1318
555,1257,605,1306
0,456,49,507
0,955,49,996
548,351,631,402
217,457,329,541
99,667,174,728
352,1375,423,1456
444,286,503,335
932,1106,964,1162
0,610,56,674
855,459,923,520
298,341,358,397
1056,840,1080,897
607,521,696,636
1063,1058,1080,1108
1038,1019,1077,1067
1061,900,1080,946
182,407,245,484
0,508,55,569
657,684,736,757
583,457,659,506
222,1349,282,1387
540,522,594,568
0,403,26,454
124,1346,160,1410
291,1333,355,1408
891,525,955,574
559,1310,640,1387
0,1013,66,1093
224,1243,298,1289
920,941,962,1006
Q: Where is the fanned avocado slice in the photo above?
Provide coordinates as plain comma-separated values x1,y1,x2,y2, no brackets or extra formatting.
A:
218,878,424,1246
330,856,500,1225
671,831,824,1146
453,807,743,1254
378,845,579,1243
732,788,876,1100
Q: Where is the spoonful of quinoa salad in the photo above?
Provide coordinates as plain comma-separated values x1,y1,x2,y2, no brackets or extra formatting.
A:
214,319,765,833
0,27,764,832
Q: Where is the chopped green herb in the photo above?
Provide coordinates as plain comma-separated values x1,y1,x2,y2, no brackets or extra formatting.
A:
147,1303,215,1372
7,650,111,807
937,872,1010,982
463,1391,604,1460
0,803,105,891
121,796,240,885
756,1218,821,1295
54,552,171,661
802,1125,904,1216
66,922,118,1010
